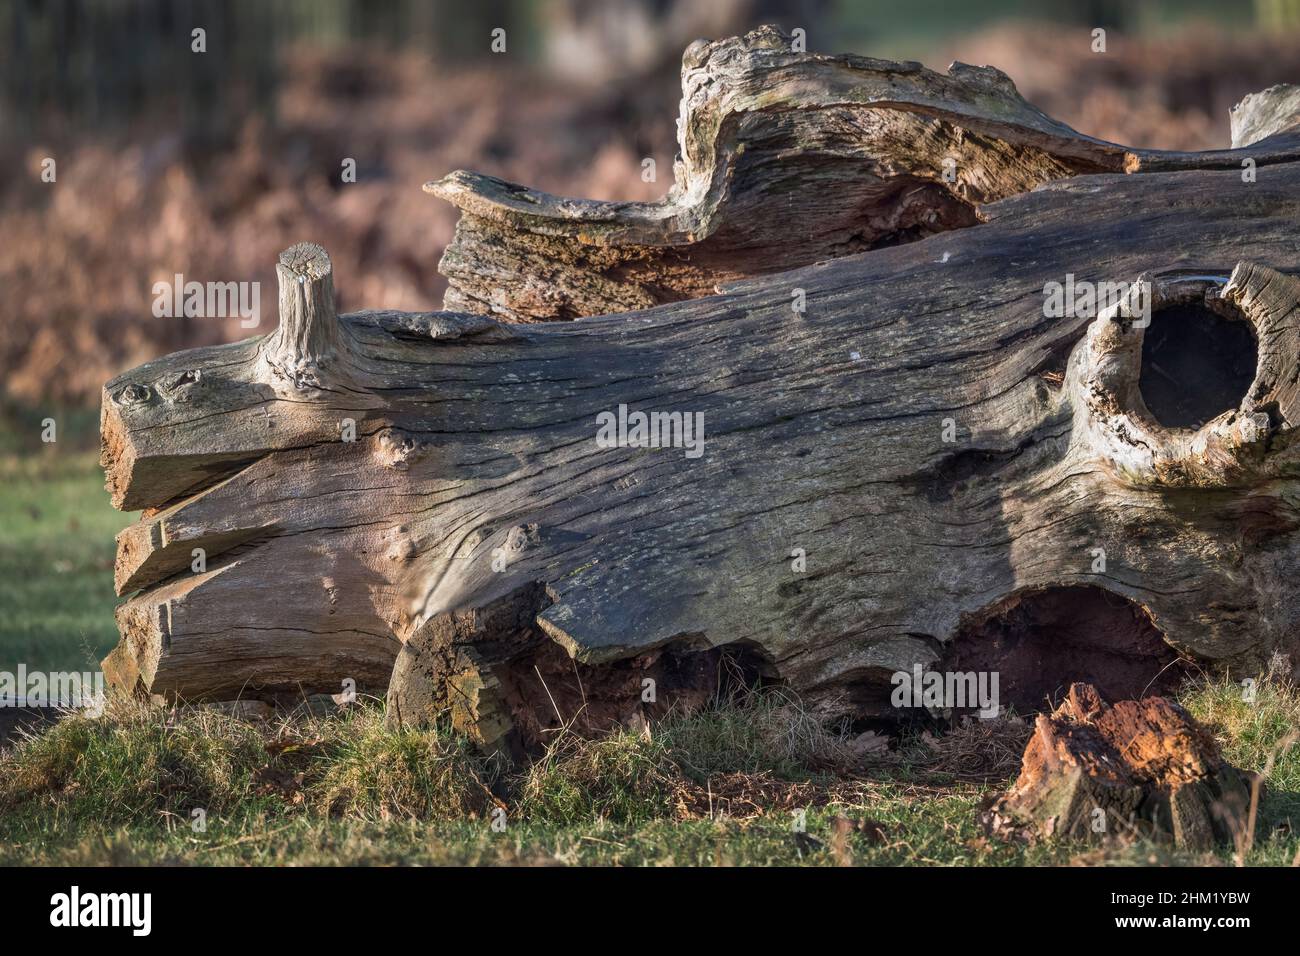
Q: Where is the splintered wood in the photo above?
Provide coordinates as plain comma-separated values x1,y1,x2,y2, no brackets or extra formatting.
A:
982,684,1252,850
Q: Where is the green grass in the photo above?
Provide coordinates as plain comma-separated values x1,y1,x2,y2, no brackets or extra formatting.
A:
0,698,1037,866
0,442,1296,866
1,675,1296,866
1182,660,1300,862
0,451,132,672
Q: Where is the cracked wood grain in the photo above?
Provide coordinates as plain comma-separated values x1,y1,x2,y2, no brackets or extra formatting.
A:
427,25,1300,323
97,28,1300,750
101,161,1300,742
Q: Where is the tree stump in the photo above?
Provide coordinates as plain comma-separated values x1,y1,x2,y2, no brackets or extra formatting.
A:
981,683,1253,850
98,28,1300,753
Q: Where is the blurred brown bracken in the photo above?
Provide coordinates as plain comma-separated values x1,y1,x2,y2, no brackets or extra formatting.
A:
4,25,1300,410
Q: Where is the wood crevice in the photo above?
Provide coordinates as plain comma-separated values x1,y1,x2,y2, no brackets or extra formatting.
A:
97,31,1300,741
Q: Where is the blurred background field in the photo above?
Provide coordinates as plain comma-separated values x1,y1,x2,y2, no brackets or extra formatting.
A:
0,453,119,673
3,0,1300,673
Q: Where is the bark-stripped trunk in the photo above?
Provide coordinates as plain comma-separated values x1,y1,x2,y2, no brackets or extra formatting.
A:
100,27,1300,755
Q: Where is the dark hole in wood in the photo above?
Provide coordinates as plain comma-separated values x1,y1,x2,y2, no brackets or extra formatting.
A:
498,639,773,752
1139,302,1256,430
947,585,1188,713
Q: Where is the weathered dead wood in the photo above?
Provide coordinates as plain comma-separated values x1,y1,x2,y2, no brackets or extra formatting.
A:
428,26,1300,322
1232,83,1300,148
98,30,1300,753
981,684,1252,850
101,165,1300,734
257,241,359,391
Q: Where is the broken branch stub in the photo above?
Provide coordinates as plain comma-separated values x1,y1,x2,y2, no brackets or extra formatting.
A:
1074,265,1300,487
258,241,357,391
98,30,1300,750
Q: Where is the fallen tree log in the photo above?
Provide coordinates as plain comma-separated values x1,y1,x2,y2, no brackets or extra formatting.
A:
981,683,1253,850
100,29,1300,756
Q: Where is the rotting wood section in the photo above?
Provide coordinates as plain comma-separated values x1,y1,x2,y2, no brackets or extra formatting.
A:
428,26,1300,323
100,28,1300,754
982,683,1252,849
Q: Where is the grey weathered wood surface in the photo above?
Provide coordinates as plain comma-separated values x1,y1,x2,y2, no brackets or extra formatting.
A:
428,26,1300,323
99,28,1300,750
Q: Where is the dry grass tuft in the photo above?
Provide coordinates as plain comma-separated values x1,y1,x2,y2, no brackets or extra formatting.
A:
300,706,499,822
658,686,859,781
911,713,1034,783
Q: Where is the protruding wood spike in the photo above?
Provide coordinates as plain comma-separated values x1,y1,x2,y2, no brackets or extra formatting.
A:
260,241,352,390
